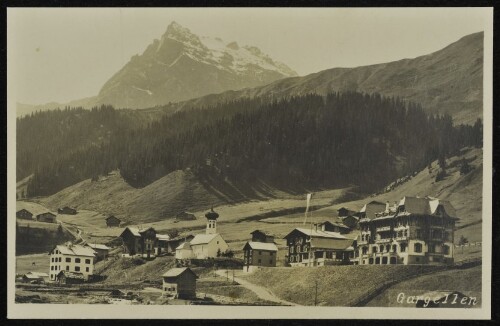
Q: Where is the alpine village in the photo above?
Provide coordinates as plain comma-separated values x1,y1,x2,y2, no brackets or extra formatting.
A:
15,22,483,307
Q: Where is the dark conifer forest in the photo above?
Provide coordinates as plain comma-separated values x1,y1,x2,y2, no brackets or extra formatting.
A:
17,92,482,197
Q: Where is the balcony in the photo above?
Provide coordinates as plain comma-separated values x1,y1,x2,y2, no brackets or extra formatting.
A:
394,225,408,231
394,236,408,241
375,238,392,244
376,226,391,232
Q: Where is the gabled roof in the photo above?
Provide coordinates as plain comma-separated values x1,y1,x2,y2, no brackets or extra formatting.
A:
36,212,56,217
86,243,110,250
24,272,49,279
243,241,278,251
106,215,121,221
176,242,192,250
53,244,95,257
121,227,141,237
284,228,346,240
156,234,170,241
17,208,32,214
310,238,354,250
359,201,386,219
251,229,273,236
190,233,221,245
162,267,198,279
399,197,431,215
319,221,350,230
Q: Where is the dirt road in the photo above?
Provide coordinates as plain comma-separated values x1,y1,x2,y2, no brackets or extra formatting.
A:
215,269,299,306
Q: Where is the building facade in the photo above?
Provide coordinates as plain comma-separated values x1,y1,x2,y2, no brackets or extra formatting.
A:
16,209,33,220
105,215,121,227
36,212,57,223
357,197,458,265
49,244,96,281
175,208,229,260
162,267,198,299
284,227,355,267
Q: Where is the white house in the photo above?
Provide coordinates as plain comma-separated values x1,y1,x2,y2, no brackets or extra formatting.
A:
49,243,96,281
175,208,229,259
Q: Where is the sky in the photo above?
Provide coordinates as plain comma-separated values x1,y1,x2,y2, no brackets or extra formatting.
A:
8,8,490,105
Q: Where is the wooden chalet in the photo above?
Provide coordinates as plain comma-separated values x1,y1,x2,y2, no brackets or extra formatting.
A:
105,215,121,228
162,267,198,299
85,243,111,261
250,230,275,243
337,207,356,217
36,212,57,223
120,227,158,258
284,227,355,267
318,221,351,234
58,206,77,215
16,209,33,220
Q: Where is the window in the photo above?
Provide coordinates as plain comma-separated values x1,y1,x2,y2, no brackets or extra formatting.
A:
50,266,53,270
66,258,71,263
258,259,261,264
85,259,91,264
51,258,54,262
75,266,80,272
86,267,89,272
66,266,69,271
372,246,377,253
400,244,407,252
414,243,423,253
59,257,62,262
75,258,81,263
443,245,450,255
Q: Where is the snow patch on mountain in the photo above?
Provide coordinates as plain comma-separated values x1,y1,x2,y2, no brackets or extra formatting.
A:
162,22,297,77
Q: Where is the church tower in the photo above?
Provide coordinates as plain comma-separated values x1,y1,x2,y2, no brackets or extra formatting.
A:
205,207,219,235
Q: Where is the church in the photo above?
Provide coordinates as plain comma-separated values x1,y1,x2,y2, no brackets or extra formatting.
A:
175,208,229,259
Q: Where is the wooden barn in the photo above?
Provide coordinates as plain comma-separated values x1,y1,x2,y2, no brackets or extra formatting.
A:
162,267,198,299
16,209,33,220
105,215,121,228
56,271,85,285
36,212,57,223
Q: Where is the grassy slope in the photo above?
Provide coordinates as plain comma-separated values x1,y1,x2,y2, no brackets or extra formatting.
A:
242,265,444,306
366,265,482,307
38,169,346,225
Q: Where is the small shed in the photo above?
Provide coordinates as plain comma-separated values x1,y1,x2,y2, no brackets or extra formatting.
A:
36,212,57,223
58,206,77,215
105,215,121,228
56,271,85,285
16,209,33,220
162,267,198,299
22,272,49,283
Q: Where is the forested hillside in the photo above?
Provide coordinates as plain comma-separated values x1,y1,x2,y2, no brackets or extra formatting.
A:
19,92,482,198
